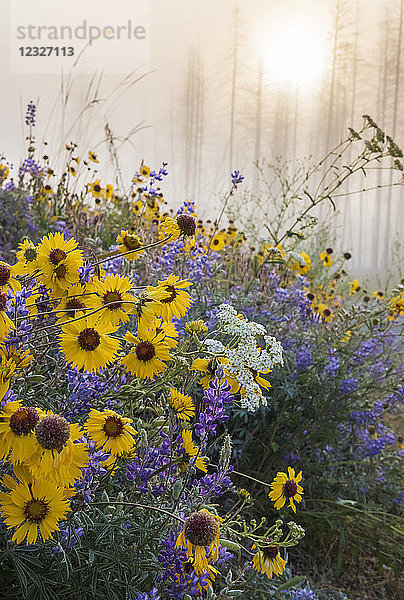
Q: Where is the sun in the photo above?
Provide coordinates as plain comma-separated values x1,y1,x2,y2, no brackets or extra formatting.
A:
262,18,327,87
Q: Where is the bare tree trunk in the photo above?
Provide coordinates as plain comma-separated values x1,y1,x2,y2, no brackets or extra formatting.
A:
386,0,404,264
254,56,263,192
229,6,239,175
374,11,390,269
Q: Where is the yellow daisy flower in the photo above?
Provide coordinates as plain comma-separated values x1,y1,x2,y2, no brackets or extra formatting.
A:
37,232,83,295
290,251,311,275
138,317,179,349
122,329,171,379
88,150,99,163
268,467,304,513
59,315,121,374
85,409,137,457
88,179,105,199
152,274,192,322
159,216,181,241
42,184,54,195
209,233,226,252
116,230,145,261
0,261,21,294
175,510,222,575
0,401,44,463
320,250,333,267
316,303,334,322
27,413,88,487
132,289,168,329
0,164,10,182
388,292,404,321
349,279,361,296
14,239,39,276
0,471,70,545
55,283,89,325
170,389,195,421
252,542,287,579
87,274,134,327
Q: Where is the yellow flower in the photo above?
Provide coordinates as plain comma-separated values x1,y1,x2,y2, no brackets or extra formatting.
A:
14,239,39,276
0,261,21,294
320,250,333,267
181,430,207,472
88,150,99,163
388,292,404,321
152,274,192,322
316,303,334,322
37,232,83,295
349,279,361,296
170,389,195,421
68,166,77,176
159,216,181,241
175,510,222,574
268,467,303,513
139,164,151,178
0,292,14,343
85,409,137,457
88,179,105,199
116,230,145,261
252,542,287,579
55,283,89,325
42,184,54,195
59,315,121,374
87,274,134,327
0,164,10,182
138,316,179,349
122,329,171,379
0,401,44,464
209,232,226,251
373,290,385,300
0,467,70,545
27,413,88,487
290,251,311,275
131,289,167,329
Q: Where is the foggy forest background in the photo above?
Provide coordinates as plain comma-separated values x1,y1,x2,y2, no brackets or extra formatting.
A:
1,0,403,279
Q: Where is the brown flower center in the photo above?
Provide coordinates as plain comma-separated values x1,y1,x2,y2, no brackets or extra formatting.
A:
184,511,219,547
0,264,11,286
24,247,38,262
176,214,196,237
135,341,156,362
94,185,101,192
66,298,86,311
9,407,39,436
161,284,177,304
49,248,67,265
35,414,70,450
103,290,122,310
24,498,50,523
102,415,124,438
262,543,280,561
0,291,8,311
77,327,101,351
283,479,298,498
54,263,68,279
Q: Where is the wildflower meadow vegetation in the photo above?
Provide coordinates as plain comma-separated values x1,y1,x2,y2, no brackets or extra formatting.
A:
0,107,403,600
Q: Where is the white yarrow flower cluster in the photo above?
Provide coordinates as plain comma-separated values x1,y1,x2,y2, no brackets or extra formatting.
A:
212,304,284,411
